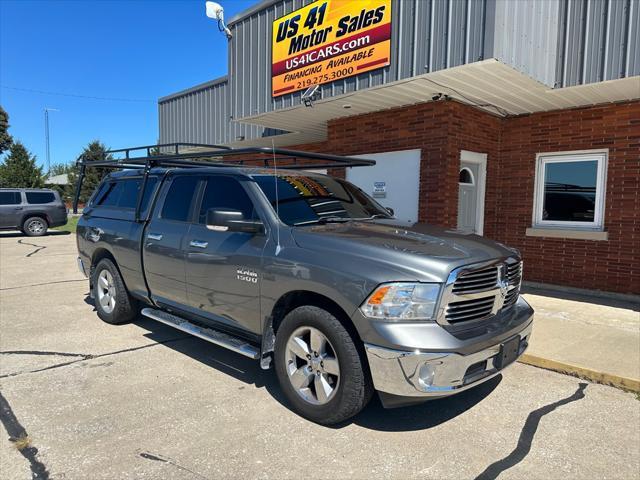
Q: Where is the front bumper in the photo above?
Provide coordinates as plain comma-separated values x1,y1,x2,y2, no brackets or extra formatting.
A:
364,306,533,398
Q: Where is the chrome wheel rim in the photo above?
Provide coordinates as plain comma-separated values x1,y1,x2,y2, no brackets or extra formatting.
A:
285,326,340,405
28,219,45,234
97,269,116,314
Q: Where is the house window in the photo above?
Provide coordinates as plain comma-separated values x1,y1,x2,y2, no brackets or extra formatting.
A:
459,168,474,185
533,151,607,230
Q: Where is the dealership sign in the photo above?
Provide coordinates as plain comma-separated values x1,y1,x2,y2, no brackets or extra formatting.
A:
272,0,392,97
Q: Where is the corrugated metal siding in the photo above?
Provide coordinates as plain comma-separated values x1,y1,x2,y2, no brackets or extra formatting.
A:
158,77,278,144
558,0,640,87
228,0,488,120
158,78,230,144
159,0,640,142
492,0,560,87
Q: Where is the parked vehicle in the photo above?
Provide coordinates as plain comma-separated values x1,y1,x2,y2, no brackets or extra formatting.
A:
0,188,67,236
75,145,533,424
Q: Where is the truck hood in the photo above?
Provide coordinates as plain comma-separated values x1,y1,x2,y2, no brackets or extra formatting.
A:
291,221,518,282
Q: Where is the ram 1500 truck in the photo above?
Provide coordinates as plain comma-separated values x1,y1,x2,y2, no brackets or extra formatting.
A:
76,157,533,425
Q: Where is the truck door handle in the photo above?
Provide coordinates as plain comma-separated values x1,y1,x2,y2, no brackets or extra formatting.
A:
14,207,22,210
189,240,208,249
147,233,163,241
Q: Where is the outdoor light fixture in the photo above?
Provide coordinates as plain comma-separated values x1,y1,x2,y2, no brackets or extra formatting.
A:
301,85,320,107
206,1,232,38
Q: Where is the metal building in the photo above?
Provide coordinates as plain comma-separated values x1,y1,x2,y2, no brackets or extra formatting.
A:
158,0,640,295
159,0,639,147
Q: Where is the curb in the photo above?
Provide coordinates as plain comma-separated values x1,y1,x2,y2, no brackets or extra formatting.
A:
518,354,640,393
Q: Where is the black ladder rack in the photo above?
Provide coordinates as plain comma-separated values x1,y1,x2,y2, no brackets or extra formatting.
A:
72,142,376,218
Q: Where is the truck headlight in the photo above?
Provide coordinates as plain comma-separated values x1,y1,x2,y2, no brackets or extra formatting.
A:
360,283,441,321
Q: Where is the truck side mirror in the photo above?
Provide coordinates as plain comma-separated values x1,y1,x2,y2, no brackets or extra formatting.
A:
386,207,395,216
206,208,264,234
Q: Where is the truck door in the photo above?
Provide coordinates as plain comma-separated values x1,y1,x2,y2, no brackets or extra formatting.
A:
143,175,199,310
184,175,266,335
0,191,23,228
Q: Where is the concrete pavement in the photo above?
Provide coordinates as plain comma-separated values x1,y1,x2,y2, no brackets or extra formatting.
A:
1,232,639,480
521,287,640,392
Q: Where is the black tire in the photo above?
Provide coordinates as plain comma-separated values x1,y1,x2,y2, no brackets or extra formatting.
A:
92,258,138,325
274,306,373,425
23,217,48,237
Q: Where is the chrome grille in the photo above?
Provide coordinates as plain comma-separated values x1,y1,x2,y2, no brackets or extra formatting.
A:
507,262,522,286
452,265,499,294
503,261,523,308
438,258,523,327
446,297,495,324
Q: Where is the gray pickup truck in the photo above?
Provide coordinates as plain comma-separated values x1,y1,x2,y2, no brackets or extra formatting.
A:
75,145,533,424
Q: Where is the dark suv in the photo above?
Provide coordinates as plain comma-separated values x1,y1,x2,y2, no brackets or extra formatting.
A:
0,188,67,236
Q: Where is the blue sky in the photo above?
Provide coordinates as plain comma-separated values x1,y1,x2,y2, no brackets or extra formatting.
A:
0,0,254,171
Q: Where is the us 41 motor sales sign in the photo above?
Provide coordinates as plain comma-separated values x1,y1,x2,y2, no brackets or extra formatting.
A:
272,0,392,97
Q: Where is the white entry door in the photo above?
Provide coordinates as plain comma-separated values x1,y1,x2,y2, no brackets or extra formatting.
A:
457,150,487,234
346,149,421,225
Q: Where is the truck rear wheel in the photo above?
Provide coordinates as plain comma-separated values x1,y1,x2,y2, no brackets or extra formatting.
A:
92,258,138,324
274,306,372,425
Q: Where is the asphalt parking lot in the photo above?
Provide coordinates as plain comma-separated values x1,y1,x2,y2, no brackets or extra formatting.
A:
1,232,639,480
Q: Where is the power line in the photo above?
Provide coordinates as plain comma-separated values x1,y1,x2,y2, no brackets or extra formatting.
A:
1,85,154,103
419,77,511,117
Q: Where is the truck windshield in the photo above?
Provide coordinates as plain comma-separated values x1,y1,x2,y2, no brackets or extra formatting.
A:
253,173,391,226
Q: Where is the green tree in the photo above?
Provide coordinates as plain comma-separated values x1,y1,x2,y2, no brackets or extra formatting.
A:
0,142,44,188
67,140,112,204
0,105,13,156
49,162,76,176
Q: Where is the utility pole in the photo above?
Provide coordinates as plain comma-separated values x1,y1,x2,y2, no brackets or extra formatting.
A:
44,108,58,175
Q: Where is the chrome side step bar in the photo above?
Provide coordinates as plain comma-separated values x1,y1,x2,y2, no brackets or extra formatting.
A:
141,308,260,360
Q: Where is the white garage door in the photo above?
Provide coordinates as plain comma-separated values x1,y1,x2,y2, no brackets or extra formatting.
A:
346,149,421,225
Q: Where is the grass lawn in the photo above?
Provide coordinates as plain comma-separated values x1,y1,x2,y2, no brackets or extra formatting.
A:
53,216,80,233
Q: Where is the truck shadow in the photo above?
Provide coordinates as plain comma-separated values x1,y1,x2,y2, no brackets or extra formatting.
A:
135,316,500,432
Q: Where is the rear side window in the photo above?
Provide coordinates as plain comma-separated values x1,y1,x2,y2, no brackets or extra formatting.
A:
117,177,159,212
198,176,255,223
161,176,199,222
117,179,143,209
138,178,158,214
92,177,158,213
26,191,55,204
96,182,124,207
0,191,21,205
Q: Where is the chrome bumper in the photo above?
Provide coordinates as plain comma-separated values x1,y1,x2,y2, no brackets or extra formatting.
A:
364,321,533,397
77,256,88,278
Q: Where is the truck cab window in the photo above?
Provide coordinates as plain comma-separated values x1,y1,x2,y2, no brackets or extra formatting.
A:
198,176,255,223
161,176,199,222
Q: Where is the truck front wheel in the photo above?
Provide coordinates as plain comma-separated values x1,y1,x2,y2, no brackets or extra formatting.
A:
92,258,138,324
274,306,372,424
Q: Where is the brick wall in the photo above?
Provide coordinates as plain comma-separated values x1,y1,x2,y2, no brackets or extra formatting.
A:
497,102,640,294
290,99,639,294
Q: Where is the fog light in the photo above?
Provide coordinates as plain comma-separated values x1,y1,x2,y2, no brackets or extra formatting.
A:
418,363,436,390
